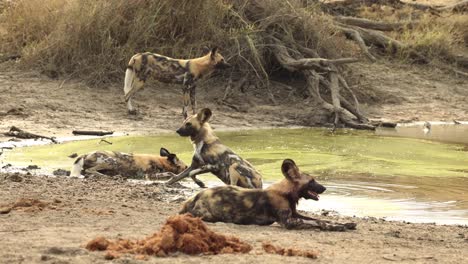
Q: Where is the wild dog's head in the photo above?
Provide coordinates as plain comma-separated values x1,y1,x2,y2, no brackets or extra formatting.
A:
160,147,188,173
207,47,231,69
281,159,326,201
176,108,212,138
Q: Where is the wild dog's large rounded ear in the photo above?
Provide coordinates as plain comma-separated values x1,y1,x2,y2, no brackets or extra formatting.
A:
197,108,212,123
210,47,219,60
202,46,211,55
167,154,177,164
160,147,170,157
281,159,300,181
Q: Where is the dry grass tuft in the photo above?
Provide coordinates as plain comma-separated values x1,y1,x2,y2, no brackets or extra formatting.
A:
358,4,468,64
0,0,464,86
0,0,346,86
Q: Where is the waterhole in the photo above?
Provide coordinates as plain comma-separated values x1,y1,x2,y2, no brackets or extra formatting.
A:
2,125,467,225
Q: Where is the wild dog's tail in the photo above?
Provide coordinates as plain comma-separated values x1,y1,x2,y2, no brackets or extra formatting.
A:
70,155,85,177
124,66,135,101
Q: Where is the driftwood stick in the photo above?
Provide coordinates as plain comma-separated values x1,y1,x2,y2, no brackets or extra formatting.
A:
4,126,57,143
72,130,113,136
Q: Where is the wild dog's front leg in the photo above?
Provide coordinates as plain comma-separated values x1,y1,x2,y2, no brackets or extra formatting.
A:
182,73,195,118
277,209,352,231
277,209,322,230
186,164,218,188
293,211,323,222
182,86,190,119
84,163,115,178
189,84,197,115
166,164,217,188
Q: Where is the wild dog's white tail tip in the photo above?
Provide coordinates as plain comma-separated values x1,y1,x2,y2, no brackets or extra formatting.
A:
124,67,135,99
70,156,84,178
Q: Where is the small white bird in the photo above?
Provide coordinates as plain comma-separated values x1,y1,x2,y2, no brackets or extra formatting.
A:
423,121,431,135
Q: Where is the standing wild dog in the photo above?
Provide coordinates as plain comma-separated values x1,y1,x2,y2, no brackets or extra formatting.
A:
70,148,187,179
124,47,231,117
166,108,263,189
180,159,357,231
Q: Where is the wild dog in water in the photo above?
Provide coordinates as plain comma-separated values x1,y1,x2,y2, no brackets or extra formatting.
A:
124,47,231,117
166,108,263,189
180,159,357,231
70,148,187,179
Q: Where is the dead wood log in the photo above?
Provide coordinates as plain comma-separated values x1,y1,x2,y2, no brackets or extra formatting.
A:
335,16,414,31
4,126,57,143
350,25,429,63
0,54,21,63
378,122,398,128
451,55,468,68
72,130,113,136
274,46,359,71
271,40,375,130
437,0,468,12
323,0,440,12
336,25,377,62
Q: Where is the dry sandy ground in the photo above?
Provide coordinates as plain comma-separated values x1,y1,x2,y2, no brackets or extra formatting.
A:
1,1,468,260
1,174,467,264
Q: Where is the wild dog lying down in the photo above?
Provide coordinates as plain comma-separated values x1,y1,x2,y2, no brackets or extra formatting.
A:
180,159,357,231
70,148,187,179
166,108,263,189
124,47,231,117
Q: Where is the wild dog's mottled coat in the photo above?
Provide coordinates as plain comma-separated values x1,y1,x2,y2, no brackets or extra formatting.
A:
181,159,356,231
166,108,263,189
124,47,230,117
70,148,187,178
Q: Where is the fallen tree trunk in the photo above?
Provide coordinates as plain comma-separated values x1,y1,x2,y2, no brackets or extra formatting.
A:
72,130,114,136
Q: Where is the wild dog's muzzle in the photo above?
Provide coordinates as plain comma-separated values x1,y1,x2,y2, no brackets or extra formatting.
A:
303,180,326,201
215,61,232,69
176,127,194,137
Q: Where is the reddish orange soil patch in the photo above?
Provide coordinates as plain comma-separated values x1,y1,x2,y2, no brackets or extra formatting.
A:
86,214,252,259
0,198,54,214
262,242,319,259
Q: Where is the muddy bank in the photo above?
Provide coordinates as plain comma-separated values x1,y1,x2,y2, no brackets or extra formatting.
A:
1,173,467,264
1,60,467,144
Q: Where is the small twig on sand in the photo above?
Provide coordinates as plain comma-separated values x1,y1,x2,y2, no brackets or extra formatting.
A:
99,139,112,145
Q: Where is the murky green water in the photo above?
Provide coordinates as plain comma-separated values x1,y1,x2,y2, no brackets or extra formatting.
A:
2,127,468,225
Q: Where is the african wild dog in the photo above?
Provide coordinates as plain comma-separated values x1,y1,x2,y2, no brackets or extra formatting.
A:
180,159,357,231
124,47,231,117
165,108,263,189
70,148,187,179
